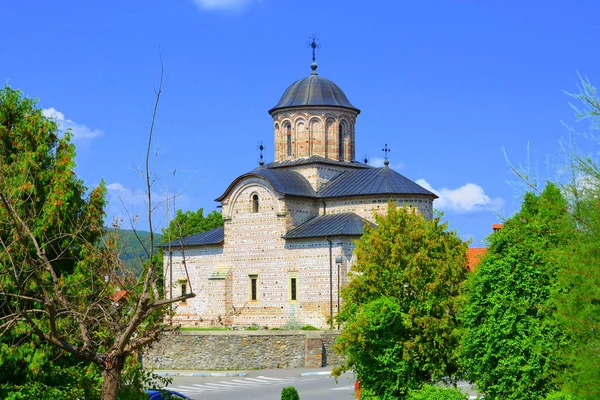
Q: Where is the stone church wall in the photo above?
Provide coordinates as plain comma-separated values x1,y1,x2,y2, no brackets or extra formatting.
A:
164,246,228,326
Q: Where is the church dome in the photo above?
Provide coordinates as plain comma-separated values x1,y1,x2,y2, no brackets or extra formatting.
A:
269,73,360,115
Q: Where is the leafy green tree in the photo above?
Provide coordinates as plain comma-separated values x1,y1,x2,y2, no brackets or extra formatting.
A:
551,77,600,399
0,85,105,398
459,184,573,400
0,82,192,400
554,195,600,400
161,208,223,244
334,204,469,399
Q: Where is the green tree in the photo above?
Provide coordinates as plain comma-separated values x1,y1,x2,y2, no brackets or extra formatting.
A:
459,184,573,400
551,77,600,399
0,85,105,398
407,384,468,400
0,82,192,400
334,204,469,399
161,208,223,244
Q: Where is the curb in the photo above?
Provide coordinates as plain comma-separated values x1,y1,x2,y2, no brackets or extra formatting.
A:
300,370,332,376
154,371,247,377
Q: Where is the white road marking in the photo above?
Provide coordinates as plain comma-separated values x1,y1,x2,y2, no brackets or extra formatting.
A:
230,379,261,385
217,381,258,387
256,376,289,381
197,383,233,388
244,377,282,383
171,384,219,391
162,375,302,395
330,385,354,391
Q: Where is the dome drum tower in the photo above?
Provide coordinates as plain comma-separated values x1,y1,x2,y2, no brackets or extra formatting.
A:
269,61,360,163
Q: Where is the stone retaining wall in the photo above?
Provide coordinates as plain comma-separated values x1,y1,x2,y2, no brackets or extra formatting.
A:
144,330,341,370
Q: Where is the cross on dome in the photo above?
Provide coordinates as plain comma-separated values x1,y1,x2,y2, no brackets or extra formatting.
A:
307,35,321,75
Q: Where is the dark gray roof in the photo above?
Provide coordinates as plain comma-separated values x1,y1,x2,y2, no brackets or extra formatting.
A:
317,167,438,199
158,226,224,248
269,74,359,114
215,168,316,201
284,213,375,239
265,155,371,170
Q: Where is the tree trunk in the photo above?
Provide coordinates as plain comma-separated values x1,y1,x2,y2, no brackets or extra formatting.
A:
101,362,123,400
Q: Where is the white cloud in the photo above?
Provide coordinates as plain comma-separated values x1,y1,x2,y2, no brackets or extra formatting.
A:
369,157,404,170
106,182,145,206
105,182,193,231
43,107,65,120
42,107,103,140
575,174,600,193
192,0,258,11
416,179,504,213
106,182,126,191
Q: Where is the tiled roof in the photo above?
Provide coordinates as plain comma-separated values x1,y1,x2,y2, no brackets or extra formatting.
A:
215,169,316,201
264,155,371,170
158,226,224,248
284,213,375,239
317,167,438,198
467,247,487,270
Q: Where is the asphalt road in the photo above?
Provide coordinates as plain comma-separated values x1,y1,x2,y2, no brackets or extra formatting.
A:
157,368,356,400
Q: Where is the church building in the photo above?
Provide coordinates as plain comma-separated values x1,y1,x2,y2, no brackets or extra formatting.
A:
162,48,437,329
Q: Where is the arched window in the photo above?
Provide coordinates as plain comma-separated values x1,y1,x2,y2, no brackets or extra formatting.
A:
252,194,259,213
338,124,344,161
286,124,292,157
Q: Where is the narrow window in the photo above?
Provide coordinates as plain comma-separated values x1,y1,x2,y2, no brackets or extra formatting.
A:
338,124,344,161
252,194,259,213
290,277,297,301
286,124,292,156
250,276,258,301
180,282,187,303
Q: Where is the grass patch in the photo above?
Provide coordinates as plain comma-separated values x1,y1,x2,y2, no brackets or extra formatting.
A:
177,327,229,331
300,325,319,330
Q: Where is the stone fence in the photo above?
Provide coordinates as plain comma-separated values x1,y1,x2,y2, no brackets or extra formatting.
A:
144,330,342,370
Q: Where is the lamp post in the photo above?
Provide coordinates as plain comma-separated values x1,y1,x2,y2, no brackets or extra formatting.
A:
335,255,343,330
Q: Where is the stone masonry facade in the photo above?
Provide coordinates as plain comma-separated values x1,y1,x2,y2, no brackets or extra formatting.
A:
165,177,433,328
162,61,437,330
144,330,342,370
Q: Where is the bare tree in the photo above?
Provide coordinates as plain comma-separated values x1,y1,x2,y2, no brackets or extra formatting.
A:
0,69,194,400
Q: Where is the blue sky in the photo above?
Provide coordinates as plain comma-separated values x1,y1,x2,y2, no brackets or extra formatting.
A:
2,0,599,245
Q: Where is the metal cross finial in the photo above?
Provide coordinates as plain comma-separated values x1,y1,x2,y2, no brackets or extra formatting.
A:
307,35,321,74
382,144,391,166
308,34,321,62
258,141,265,167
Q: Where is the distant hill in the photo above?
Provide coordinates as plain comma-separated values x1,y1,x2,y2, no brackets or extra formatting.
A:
109,229,163,275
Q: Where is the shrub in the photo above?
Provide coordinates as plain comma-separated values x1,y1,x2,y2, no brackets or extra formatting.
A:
407,384,468,400
300,325,319,331
546,391,574,400
281,386,300,400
